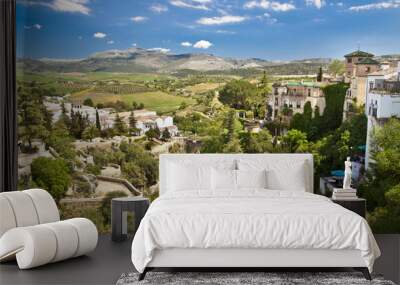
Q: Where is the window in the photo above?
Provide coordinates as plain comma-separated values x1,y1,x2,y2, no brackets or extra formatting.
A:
347,58,352,63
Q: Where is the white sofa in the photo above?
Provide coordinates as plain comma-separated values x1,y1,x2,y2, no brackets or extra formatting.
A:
0,189,98,269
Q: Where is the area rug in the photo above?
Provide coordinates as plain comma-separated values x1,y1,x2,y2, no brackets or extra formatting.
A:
116,272,396,285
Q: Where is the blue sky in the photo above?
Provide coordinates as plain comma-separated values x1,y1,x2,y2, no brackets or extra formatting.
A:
17,0,400,60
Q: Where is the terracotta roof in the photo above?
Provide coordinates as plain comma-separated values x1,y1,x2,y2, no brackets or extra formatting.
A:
344,50,374,58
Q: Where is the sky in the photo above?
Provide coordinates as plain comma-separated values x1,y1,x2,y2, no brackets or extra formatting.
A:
16,0,400,61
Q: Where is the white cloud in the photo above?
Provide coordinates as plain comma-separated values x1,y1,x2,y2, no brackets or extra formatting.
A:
132,43,138,47
22,0,91,15
131,16,148,22
306,0,325,9
107,40,114,44
193,40,213,49
93,32,106,38
78,36,83,40
50,0,90,14
147,47,171,53
24,24,43,29
244,0,295,11
169,0,210,10
150,3,168,13
181,41,193,47
349,0,400,11
256,13,278,23
216,29,236,34
197,15,247,25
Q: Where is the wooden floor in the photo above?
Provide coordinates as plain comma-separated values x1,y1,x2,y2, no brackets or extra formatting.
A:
0,235,399,285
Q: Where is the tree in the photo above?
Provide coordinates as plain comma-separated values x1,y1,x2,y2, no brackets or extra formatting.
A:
281,129,309,153
290,113,306,132
145,127,160,140
60,101,71,128
258,71,271,117
128,111,139,135
113,113,127,135
31,157,71,202
162,128,171,141
200,136,225,153
122,162,146,189
219,80,259,110
328,59,345,77
289,102,313,135
179,101,188,110
69,109,90,139
224,109,237,143
17,83,49,151
168,143,183,153
119,142,158,188
317,67,323,82
95,109,101,130
46,120,76,160
359,119,400,233
302,101,313,134
82,125,100,142
320,83,348,134
83,98,94,107
223,137,242,153
240,130,273,153
309,105,322,140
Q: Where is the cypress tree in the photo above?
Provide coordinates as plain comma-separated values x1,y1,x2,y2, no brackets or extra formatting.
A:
95,109,101,130
114,113,127,135
129,111,137,135
317,67,323,82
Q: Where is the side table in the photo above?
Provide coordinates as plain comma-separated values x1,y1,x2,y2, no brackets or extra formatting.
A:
331,197,366,218
111,197,150,242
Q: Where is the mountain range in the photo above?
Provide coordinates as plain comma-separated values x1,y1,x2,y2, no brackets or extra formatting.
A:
17,48,399,75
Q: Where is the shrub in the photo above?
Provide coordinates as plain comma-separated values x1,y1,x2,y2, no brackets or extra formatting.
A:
31,157,71,202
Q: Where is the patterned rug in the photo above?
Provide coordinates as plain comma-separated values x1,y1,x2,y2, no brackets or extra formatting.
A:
116,271,396,285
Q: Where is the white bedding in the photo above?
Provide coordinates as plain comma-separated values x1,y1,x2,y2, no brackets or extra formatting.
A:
131,190,380,273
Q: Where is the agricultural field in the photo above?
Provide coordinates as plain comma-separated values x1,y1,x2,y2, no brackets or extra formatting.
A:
71,89,196,114
184,82,225,94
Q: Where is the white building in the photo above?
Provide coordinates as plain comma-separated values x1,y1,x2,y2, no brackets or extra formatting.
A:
116,110,178,136
365,62,400,169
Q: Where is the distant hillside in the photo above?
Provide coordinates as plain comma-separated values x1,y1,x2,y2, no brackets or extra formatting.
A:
17,48,335,75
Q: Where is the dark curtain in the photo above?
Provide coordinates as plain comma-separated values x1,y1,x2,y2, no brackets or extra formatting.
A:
0,0,17,192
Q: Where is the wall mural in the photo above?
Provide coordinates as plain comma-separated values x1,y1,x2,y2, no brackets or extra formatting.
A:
16,0,400,233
